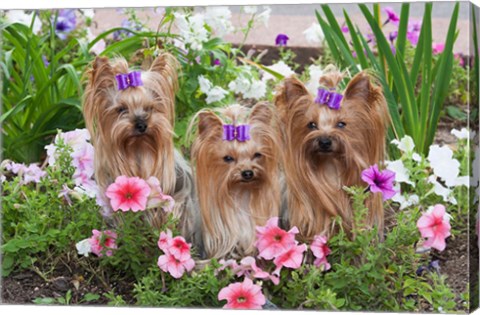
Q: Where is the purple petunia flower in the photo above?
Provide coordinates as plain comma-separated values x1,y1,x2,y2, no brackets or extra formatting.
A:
361,164,397,201
341,25,349,33
383,7,400,26
275,33,289,47
54,9,76,40
389,31,398,43
213,58,221,66
113,19,142,41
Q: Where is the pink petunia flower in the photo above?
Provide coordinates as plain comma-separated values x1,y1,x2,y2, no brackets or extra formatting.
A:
168,236,192,260
417,204,451,251
157,251,195,279
310,235,332,271
273,243,307,276
239,256,280,285
255,217,299,260
432,42,445,55
23,163,47,184
361,164,397,201
146,177,175,212
218,278,266,310
105,176,151,212
158,229,173,252
89,229,117,257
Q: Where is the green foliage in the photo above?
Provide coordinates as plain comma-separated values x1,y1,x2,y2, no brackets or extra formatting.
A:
317,3,460,156
1,139,102,276
133,263,234,307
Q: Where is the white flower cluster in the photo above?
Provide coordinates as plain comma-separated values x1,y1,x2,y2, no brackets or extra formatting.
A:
228,66,267,100
262,61,295,82
242,6,272,27
388,131,471,208
303,22,325,44
198,75,229,104
5,10,42,34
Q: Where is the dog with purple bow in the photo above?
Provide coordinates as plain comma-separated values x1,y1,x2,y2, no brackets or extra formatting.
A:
275,68,390,242
188,103,283,259
83,54,198,242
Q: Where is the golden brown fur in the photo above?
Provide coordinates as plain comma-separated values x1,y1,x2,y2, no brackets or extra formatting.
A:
275,70,390,242
189,103,283,259
83,53,196,240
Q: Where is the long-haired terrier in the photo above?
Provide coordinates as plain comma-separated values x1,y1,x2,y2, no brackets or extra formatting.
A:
189,103,283,259
275,68,390,241
83,53,196,241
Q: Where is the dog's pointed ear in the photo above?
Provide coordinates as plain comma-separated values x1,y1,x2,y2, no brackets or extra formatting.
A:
343,72,375,104
249,102,274,125
277,77,310,106
198,111,223,138
90,56,116,90
149,53,179,90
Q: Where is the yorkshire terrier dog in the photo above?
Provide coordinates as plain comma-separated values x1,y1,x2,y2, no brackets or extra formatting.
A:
275,69,390,241
189,103,283,259
83,53,196,241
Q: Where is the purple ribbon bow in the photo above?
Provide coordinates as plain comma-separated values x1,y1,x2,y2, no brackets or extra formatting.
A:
115,71,143,90
223,124,251,142
315,88,343,110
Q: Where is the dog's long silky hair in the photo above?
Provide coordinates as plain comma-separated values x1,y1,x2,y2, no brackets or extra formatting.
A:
83,53,196,239
189,103,283,259
275,70,390,241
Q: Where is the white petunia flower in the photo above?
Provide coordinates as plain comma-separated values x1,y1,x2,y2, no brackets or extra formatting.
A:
386,159,415,187
412,152,422,162
427,144,461,188
303,22,324,44
262,61,295,82
450,128,470,140
6,10,42,34
82,9,95,19
256,6,271,27
174,12,209,51
228,70,266,100
305,65,324,96
243,6,258,14
428,175,457,205
76,238,92,257
198,75,228,104
204,6,234,37
391,135,415,154
392,186,419,210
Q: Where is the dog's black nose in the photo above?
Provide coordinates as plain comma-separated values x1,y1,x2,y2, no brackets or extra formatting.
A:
135,120,147,133
318,137,332,150
241,170,254,181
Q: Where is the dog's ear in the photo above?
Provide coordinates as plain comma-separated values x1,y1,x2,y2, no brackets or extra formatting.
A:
343,72,381,106
274,77,311,120
198,110,223,138
249,102,274,125
149,53,179,91
90,56,116,91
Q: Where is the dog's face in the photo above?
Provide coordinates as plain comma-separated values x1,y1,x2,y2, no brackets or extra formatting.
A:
84,54,179,155
193,103,280,191
276,72,389,170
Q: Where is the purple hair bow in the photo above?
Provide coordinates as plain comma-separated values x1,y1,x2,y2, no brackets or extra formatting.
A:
223,124,250,142
115,71,143,90
315,88,343,110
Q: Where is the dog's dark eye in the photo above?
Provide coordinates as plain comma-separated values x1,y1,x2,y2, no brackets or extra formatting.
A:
117,106,128,114
223,155,235,163
336,121,346,129
307,122,318,130
253,152,262,159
